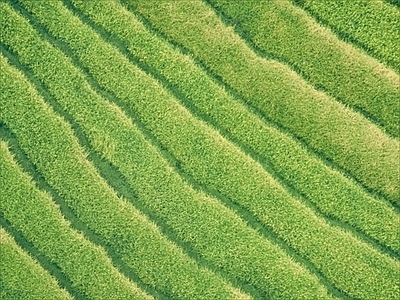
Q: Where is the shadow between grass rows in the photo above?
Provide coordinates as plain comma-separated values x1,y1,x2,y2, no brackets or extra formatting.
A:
0,207,85,300
289,0,400,74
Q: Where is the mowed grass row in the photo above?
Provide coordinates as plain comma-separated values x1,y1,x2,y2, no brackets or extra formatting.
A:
129,0,400,205
18,1,400,299
206,0,400,136
0,226,72,300
0,137,150,300
0,50,244,300
293,0,400,72
71,0,399,254
1,3,332,299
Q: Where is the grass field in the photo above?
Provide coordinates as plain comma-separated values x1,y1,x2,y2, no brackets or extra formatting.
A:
0,0,399,299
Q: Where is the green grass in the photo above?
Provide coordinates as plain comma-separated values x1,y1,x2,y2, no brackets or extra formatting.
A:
1,2,333,298
0,21,243,300
384,0,400,6
206,0,400,137
70,0,399,257
0,226,73,300
1,0,399,299
293,0,400,72
130,0,400,206
8,0,399,298
0,138,150,300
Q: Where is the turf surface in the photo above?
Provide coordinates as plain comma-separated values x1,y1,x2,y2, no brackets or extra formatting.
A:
1,0,399,299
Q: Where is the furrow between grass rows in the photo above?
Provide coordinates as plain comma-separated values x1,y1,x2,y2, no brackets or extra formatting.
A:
0,132,151,300
0,13,244,298
3,2,338,298
203,0,398,138
0,219,76,300
0,119,165,300
69,0,400,259
204,0,399,138
0,44,259,300
120,4,400,214
291,0,400,73
0,226,73,300
129,0,400,205
18,1,400,299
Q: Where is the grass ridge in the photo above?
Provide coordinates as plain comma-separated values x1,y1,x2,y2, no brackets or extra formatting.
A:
20,8,300,299
0,44,175,300
129,0,400,207
1,7,261,298
22,2,351,298
0,209,85,300
1,27,242,299
121,2,399,211
38,3,397,296
291,0,400,73
0,226,73,300
67,0,399,261
0,67,165,299
202,0,397,139
3,1,398,298
40,1,400,298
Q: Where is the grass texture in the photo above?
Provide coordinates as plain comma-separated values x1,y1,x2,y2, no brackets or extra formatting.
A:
0,8,246,299
129,0,400,206
206,0,400,137
293,0,400,72
0,138,150,300
1,0,399,299
0,226,73,300
1,2,330,298
71,0,399,256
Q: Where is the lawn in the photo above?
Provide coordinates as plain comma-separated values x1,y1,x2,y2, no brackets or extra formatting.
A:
1,0,399,299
